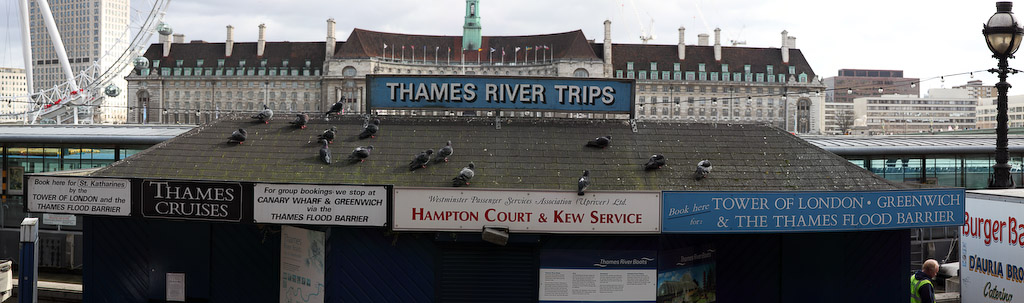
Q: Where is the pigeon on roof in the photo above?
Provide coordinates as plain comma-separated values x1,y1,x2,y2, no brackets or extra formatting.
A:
577,170,591,195
585,136,612,148
359,119,380,139
228,128,247,144
251,104,273,124
318,139,331,165
644,154,666,171
318,126,337,144
694,160,712,180
325,100,344,118
452,162,476,187
289,113,308,129
408,149,433,171
434,141,453,163
347,145,374,163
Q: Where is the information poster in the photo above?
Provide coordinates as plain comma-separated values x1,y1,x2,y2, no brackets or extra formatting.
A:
280,225,325,303
539,249,657,302
960,196,1024,302
26,176,131,216
657,246,716,303
662,189,965,233
254,183,387,226
394,188,660,233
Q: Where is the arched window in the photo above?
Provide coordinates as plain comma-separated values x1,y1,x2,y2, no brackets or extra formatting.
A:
573,68,589,78
343,66,357,77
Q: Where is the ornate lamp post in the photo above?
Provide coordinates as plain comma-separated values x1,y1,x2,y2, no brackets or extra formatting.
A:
984,1,1024,188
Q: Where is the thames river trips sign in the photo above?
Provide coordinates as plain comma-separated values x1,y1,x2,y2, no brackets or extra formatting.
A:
141,179,243,222
662,189,965,233
26,176,131,216
367,75,634,113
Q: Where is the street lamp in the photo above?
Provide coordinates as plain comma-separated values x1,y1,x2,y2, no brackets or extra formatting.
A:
984,1,1024,188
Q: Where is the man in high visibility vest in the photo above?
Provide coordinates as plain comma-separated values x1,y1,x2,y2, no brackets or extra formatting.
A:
911,259,938,303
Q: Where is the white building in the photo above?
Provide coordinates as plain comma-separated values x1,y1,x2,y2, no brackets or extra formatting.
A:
976,94,1024,129
0,67,29,123
853,89,976,134
29,0,129,123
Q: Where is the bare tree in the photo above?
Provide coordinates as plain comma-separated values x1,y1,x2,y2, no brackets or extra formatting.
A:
836,110,855,135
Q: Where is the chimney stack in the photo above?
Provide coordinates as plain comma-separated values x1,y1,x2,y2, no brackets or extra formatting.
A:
603,20,613,77
326,18,336,58
678,27,685,60
161,32,171,57
713,27,722,61
787,36,797,49
698,33,709,46
258,23,267,57
225,25,234,57
172,34,184,43
781,30,790,64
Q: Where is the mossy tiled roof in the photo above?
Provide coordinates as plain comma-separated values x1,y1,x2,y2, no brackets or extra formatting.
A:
91,115,901,191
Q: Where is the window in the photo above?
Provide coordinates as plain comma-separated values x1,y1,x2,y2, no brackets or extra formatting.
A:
766,65,774,75
650,71,658,80
627,62,634,70
627,71,635,79
721,64,728,72
711,72,718,81
650,62,657,70
698,63,706,72
639,71,647,80
616,70,623,78
685,72,695,81
744,65,751,73
799,73,808,83
699,73,707,81
662,71,670,80
756,73,764,82
342,66,357,77
673,63,681,71
789,66,796,74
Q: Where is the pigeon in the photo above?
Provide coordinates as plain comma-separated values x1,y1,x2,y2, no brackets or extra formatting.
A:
358,119,380,139
228,128,247,144
318,139,331,164
577,170,591,196
325,100,344,117
347,145,374,163
408,149,433,171
289,113,308,129
434,141,453,163
251,104,273,124
585,135,612,148
644,154,666,171
452,162,476,187
318,126,337,144
694,160,713,180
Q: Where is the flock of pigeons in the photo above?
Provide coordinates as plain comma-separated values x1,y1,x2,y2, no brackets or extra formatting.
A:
228,101,712,191
226,101,476,187
575,136,712,195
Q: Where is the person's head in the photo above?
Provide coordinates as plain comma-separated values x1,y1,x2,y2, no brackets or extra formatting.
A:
923,259,939,278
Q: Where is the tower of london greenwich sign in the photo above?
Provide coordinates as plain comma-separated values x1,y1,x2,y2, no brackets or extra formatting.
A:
366,75,634,113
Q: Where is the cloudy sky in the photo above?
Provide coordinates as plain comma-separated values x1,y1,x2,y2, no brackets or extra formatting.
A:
0,0,1018,96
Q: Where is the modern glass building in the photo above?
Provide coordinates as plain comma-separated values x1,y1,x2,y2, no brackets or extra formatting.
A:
0,124,192,269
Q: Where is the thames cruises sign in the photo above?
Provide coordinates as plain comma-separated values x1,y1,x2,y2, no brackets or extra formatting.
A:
367,75,634,113
141,179,243,222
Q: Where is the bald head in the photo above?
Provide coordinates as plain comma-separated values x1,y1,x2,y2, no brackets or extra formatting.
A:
923,259,939,278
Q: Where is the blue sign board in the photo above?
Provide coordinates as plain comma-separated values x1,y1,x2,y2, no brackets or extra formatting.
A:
662,189,965,233
366,75,634,112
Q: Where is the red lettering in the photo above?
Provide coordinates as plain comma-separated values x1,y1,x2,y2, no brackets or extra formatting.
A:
964,211,971,236
1011,217,1019,246
485,208,496,221
412,208,423,220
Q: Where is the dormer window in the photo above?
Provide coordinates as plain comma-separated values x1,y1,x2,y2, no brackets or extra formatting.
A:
217,59,224,67
282,59,289,67
175,60,183,67
305,60,311,68
196,59,204,66
239,59,246,67
261,59,267,67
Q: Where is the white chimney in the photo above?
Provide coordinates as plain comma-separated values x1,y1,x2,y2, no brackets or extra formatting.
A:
258,23,266,57
603,20,612,77
172,33,184,43
713,27,721,61
677,27,685,60
787,36,797,49
225,25,234,57
161,32,171,57
781,30,790,64
697,33,709,46
326,18,336,58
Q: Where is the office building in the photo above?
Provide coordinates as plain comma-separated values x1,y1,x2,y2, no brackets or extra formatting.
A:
823,69,919,134
853,88,975,134
0,67,29,122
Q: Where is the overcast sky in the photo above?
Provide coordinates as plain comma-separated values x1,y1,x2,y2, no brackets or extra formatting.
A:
0,0,1018,96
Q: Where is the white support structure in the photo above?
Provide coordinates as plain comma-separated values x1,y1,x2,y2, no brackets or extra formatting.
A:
18,0,33,95
33,0,80,92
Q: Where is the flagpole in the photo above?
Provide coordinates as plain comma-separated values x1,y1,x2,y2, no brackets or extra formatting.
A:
435,47,439,65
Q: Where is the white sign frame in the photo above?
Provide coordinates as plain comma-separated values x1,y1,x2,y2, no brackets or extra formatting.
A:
393,187,660,233
961,195,1024,302
253,183,387,226
26,176,131,216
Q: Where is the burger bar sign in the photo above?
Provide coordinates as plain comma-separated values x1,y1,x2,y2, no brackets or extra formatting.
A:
141,179,243,222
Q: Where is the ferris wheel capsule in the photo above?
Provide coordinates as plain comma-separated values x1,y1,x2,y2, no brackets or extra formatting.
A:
133,56,150,70
105,84,121,97
157,22,173,36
